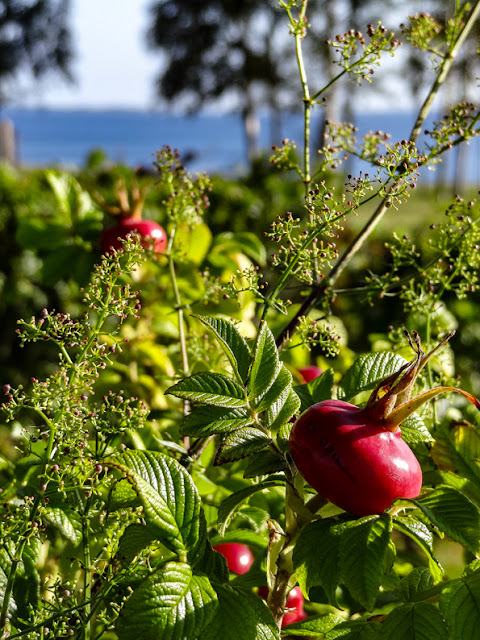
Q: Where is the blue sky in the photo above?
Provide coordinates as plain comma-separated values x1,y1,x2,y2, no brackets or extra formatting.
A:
23,0,160,109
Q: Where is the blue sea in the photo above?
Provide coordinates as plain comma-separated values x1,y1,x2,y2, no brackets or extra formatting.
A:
2,107,479,184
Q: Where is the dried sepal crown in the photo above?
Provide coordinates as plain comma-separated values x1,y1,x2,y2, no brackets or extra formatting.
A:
364,330,480,430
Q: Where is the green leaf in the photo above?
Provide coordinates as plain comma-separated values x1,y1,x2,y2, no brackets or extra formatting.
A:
215,427,271,465
256,364,292,413
382,602,448,640
338,352,408,401
16,218,68,250
180,406,253,437
117,524,159,565
107,450,202,557
309,368,335,404
243,449,289,478
209,529,268,551
199,585,279,640
398,568,434,602
248,323,281,406
393,516,443,583
266,388,301,432
325,619,381,639
195,542,230,585
339,514,392,611
117,561,217,640
43,507,82,545
440,568,480,640
107,477,142,511
166,372,247,408
282,613,342,637
196,315,251,382
212,231,267,266
217,480,285,536
293,518,351,606
413,486,480,554
13,538,41,626
400,413,433,445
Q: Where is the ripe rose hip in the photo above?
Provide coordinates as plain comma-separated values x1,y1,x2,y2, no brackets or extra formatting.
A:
289,331,480,517
258,586,307,627
289,399,422,516
299,365,324,383
101,217,167,254
213,542,254,575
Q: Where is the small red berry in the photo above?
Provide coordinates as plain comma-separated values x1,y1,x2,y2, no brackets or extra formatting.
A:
213,542,254,575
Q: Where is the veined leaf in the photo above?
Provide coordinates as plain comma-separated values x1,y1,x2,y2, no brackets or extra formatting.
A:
166,372,247,408
398,568,435,603
180,406,253,437
309,368,335,403
266,388,301,432
393,516,443,583
117,524,160,565
339,514,392,611
243,449,289,478
199,584,279,640
256,364,292,413
413,486,480,554
195,315,251,382
282,613,342,637
43,507,82,545
338,352,408,401
248,322,281,406
107,450,202,556
117,562,217,640
400,413,433,445
440,568,480,640
382,602,448,640
293,518,354,606
217,479,285,536
215,427,271,465
325,619,381,639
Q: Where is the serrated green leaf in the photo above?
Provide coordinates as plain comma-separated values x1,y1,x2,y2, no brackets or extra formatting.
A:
309,369,335,404
215,427,271,465
13,538,41,626
440,569,480,640
267,388,301,432
413,486,480,554
108,477,142,511
382,602,448,640
400,413,433,444
199,585,279,640
256,364,292,413
43,507,82,545
338,352,408,401
166,372,247,408
107,451,202,557
243,450,289,478
117,524,159,565
339,514,392,611
393,516,443,583
248,323,280,406
282,613,342,637
398,568,434,602
117,561,217,640
325,619,381,639
195,543,230,585
180,406,253,437
293,518,349,606
196,316,251,382
210,529,268,551
217,480,285,536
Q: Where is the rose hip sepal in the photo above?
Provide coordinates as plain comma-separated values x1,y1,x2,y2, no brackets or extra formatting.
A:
289,331,480,517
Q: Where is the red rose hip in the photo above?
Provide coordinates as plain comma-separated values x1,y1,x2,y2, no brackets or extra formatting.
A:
289,399,422,516
213,542,254,575
101,217,167,254
299,365,324,383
